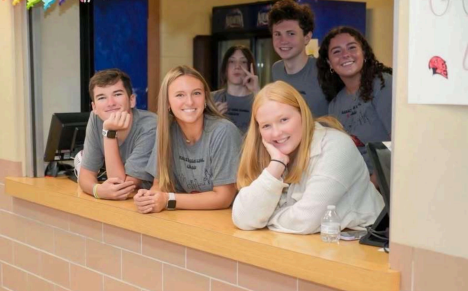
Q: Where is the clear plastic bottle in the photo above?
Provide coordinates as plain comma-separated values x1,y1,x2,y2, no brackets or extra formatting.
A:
321,205,341,243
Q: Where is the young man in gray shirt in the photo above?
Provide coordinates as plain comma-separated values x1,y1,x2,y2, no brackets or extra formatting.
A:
78,69,157,200
268,0,328,117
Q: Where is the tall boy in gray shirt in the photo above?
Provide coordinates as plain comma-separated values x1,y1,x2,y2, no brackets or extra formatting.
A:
269,0,328,117
79,69,157,200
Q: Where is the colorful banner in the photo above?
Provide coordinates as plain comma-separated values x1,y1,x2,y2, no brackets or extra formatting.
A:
9,0,91,10
43,0,55,10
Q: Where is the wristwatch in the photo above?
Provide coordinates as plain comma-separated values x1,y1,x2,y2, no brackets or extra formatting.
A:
166,192,176,210
102,129,117,139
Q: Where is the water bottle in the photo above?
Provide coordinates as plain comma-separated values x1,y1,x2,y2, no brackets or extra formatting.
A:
321,205,341,243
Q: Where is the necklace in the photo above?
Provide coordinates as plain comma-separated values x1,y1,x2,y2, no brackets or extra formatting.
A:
346,90,358,101
182,134,191,144
179,125,202,145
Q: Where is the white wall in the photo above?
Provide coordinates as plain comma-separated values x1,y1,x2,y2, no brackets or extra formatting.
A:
0,2,27,164
391,0,468,259
38,1,81,149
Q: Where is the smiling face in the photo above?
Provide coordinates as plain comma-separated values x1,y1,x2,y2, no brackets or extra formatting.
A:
226,50,249,86
91,79,135,121
327,33,365,80
256,100,302,156
168,75,206,127
272,20,311,63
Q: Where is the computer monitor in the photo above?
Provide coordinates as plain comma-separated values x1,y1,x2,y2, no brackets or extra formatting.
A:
44,112,90,177
359,142,391,248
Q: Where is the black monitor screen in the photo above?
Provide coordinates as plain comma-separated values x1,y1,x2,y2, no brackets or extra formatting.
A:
359,142,391,248
371,143,391,214
44,112,90,162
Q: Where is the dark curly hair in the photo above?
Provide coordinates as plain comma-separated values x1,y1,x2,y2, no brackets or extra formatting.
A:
268,0,315,36
220,45,257,87
316,26,392,102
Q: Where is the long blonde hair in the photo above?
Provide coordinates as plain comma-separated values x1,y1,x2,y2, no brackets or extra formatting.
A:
237,81,343,188
157,65,224,192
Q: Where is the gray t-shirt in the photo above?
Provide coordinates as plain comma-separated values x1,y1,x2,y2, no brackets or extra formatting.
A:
328,73,392,173
272,57,328,117
81,108,157,189
211,89,254,134
146,115,242,193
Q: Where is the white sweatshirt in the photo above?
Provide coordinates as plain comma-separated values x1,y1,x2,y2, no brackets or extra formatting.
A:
232,123,384,234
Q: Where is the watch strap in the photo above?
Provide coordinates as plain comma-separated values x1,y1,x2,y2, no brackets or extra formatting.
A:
166,192,176,210
102,129,117,139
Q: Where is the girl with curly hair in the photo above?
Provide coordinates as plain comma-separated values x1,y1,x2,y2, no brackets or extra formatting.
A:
317,26,392,185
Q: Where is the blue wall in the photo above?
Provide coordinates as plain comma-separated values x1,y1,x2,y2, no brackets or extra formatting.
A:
94,0,148,110
298,0,366,44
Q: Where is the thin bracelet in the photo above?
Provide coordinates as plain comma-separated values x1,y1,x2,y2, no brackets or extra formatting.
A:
93,184,100,199
271,159,287,168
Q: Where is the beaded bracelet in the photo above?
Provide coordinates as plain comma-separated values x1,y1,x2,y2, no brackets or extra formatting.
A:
92,184,100,199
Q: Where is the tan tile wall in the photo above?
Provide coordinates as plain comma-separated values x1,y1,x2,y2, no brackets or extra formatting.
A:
0,196,339,291
0,160,22,184
390,242,468,291
0,159,22,213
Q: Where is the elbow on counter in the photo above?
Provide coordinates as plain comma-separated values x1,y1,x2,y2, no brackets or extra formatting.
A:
231,201,267,231
232,214,259,231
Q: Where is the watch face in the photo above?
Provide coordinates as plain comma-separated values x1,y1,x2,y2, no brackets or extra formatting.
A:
167,199,176,210
107,130,117,138
103,130,117,138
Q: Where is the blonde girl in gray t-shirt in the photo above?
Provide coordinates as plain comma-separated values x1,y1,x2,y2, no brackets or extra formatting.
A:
134,66,242,213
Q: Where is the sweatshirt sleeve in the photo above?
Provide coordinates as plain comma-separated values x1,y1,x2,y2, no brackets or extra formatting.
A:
232,169,288,230
266,175,348,234
266,131,366,234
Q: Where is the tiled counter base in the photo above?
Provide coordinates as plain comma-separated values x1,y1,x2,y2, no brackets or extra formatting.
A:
1,177,399,291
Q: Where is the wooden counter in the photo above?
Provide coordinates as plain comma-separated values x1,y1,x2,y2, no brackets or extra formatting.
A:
5,177,399,291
